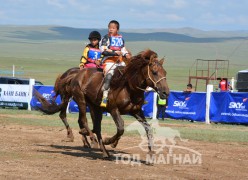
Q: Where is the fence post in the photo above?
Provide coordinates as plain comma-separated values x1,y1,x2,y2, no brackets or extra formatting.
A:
152,92,157,120
231,77,235,92
28,79,35,111
205,84,213,124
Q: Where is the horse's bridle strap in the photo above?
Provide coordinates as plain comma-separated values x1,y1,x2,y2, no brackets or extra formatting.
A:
147,65,166,88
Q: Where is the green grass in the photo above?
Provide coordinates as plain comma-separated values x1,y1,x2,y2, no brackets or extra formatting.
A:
1,109,247,143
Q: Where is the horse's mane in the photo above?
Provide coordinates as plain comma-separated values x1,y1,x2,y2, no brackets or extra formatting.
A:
111,49,157,90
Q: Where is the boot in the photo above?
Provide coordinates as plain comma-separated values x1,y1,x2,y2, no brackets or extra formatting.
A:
100,90,109,107
100,73,112,107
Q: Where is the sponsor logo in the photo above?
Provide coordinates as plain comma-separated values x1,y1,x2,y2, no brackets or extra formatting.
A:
173,101,187,109
114,119,202,166
229,102,246,111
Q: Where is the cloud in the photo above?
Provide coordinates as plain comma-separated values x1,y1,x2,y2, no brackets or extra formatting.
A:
47,0,64,9
169,0,187,9
165,14,184,21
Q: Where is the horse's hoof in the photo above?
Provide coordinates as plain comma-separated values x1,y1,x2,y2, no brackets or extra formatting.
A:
102,153,111,159
91,141,99,149
79,128,89,136
103,137,111,145
82,145,91,148
110,143,117,148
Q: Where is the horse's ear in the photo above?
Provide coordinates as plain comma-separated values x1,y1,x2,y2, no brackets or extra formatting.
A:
159,57,165,65
149,54,157,64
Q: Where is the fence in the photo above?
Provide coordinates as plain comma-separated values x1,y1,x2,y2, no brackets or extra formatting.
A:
0,81,247,124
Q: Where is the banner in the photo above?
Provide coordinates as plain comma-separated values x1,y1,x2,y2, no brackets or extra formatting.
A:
0,84,29,109
142,91,154,118
30,85,61,110
68,100,90,113
165,91,206,121
210,92,248,124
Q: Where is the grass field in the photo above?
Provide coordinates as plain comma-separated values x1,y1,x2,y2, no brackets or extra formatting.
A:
1,108,248,143
0,26,248,90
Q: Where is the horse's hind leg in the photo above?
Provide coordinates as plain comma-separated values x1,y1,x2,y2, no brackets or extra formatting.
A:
78,112,91,148
88,105,100,149
89,104,110,158
59,98,74,142
74,92,98,148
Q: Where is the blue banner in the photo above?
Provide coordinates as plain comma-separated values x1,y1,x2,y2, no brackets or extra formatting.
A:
68,100,90,113
31,85,61,110
165,91,206,121
210,92,248,124
142,91,154,118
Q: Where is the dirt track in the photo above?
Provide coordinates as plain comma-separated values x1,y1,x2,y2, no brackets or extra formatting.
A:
0,123,248,180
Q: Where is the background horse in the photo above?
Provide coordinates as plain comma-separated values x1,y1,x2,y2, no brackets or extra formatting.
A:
36,49,169,158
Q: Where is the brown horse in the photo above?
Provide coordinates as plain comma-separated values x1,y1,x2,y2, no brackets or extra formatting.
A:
35,49,170,158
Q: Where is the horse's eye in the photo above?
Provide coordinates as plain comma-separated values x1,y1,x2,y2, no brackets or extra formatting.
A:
152,70,157,75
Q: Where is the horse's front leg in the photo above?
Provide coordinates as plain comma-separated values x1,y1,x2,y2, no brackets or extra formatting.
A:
103,108,124,147
133,112,154,154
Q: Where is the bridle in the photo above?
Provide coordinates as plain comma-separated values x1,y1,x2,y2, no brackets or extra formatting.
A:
136,62,167,92
147,64,166,89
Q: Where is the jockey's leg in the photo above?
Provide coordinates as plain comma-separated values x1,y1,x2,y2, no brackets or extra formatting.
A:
100,62,115,107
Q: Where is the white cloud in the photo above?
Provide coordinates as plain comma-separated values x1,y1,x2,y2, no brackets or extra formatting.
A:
165,14,184,21
169,0,187,9
47,0,64,9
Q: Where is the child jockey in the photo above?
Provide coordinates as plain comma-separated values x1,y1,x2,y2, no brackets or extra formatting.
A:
79,31,102,69
99,20,131,107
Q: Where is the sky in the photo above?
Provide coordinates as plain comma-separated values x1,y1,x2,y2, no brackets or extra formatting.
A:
0,0,248,31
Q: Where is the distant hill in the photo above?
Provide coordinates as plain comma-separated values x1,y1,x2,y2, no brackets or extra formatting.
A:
1,25,247,43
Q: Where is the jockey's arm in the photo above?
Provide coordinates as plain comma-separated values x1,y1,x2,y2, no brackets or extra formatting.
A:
79,47,89,69
121,47,131,59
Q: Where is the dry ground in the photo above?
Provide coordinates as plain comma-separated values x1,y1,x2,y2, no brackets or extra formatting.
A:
0,121,248,179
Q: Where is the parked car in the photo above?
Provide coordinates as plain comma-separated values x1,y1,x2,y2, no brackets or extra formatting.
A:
236,70,248,92
0,76,43,85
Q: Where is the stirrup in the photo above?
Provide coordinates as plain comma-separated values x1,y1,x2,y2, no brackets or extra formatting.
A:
100,98,107,107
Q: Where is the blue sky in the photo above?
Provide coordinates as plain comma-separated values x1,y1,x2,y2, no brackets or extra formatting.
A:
0,0,247,31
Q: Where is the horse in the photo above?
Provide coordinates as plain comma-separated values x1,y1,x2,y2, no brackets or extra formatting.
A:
35,49,170,158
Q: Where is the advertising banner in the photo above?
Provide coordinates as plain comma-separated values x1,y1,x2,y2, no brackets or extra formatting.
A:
210,92,248,124
0,84,29,109
30,85,61,109
165,91,206,121
142,91,154,118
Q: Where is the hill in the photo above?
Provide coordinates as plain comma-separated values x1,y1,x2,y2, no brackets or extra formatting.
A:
1,25,248,42
0,25,247,90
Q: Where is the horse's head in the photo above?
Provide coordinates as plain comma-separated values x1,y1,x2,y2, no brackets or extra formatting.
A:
144,53,170,99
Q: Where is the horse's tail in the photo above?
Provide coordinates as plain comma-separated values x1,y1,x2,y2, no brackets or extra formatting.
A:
33,88,63,115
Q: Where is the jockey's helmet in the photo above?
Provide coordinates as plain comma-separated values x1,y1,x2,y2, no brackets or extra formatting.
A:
88,31,101,41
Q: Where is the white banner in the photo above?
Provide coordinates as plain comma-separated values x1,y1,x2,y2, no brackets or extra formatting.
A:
0,84,30,103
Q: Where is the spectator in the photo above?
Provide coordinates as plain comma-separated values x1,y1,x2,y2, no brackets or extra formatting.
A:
219,78,227,91
184,83,195,93
156,95,168,120
228,82,233,91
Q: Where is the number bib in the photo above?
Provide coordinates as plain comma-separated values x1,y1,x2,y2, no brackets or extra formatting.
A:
109,35,123,51
88,48,101,61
